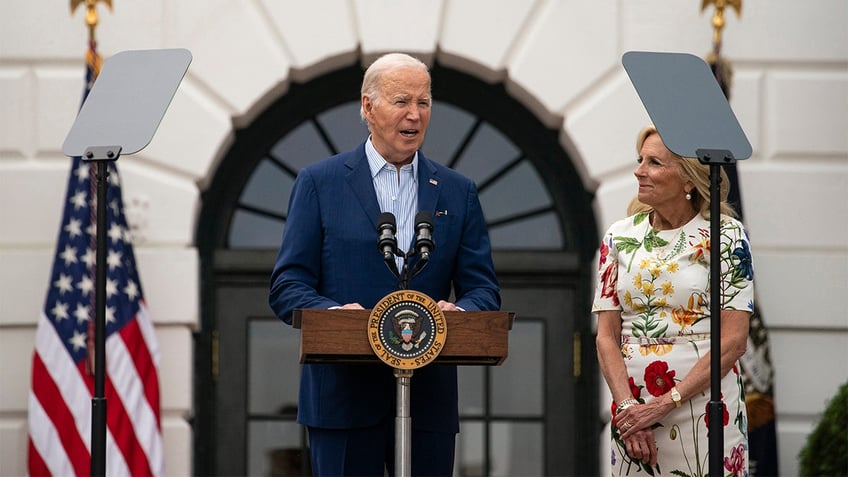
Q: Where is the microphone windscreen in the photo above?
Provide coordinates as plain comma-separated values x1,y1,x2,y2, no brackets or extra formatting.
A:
414,210,433,227
378,212,396,229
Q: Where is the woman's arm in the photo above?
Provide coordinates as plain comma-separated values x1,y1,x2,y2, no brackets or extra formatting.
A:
617,308,750,439
597,309,659,466
596,310,631,405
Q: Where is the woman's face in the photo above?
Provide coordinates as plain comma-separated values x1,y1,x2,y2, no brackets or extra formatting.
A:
634,133,690,210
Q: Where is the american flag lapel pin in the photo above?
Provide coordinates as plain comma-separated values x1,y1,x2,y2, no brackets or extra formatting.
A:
436,209,448,217
429,178,438,186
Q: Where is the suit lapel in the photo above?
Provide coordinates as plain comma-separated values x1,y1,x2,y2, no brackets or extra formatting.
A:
345,145,382,229
417,154,441,214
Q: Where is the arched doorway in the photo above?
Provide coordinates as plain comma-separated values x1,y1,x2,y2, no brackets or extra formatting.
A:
195,62,600,476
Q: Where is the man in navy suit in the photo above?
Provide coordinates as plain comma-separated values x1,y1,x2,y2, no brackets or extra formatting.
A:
269,52,500,476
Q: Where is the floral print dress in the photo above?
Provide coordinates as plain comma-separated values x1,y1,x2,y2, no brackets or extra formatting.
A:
593,212,754,476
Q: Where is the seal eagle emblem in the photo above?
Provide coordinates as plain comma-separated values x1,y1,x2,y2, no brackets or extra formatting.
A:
392,309,426,350
368,290,447,369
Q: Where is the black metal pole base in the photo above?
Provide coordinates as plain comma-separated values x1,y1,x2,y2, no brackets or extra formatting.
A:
91,397,107,476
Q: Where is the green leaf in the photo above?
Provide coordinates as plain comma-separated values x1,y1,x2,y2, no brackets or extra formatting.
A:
651,323,669,337
638,459,662,476
614,236,642,254
645,229,669,251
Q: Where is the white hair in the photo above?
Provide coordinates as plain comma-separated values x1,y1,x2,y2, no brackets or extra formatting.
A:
359,53,430,121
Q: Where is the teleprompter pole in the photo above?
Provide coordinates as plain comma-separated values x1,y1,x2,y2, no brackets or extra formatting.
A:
85,146,121,477
698,149,735,476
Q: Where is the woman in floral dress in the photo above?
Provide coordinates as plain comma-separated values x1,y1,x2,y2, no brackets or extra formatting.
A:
593,126,754,476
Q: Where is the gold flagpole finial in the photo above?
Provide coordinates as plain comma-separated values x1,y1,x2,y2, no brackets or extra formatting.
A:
701,0,742,56
71,0,113,44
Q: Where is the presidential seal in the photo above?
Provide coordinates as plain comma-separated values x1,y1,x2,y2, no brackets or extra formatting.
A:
368,290,447,369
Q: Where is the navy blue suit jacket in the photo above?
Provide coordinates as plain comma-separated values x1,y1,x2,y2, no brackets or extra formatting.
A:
269,142,500,433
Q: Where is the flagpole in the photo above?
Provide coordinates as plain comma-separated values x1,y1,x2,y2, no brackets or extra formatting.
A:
71,2,114,476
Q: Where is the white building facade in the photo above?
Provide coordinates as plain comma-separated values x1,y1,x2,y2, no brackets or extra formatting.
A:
1,1,846,475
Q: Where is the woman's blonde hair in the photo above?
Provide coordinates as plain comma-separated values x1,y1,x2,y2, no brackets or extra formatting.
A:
627,125,737,219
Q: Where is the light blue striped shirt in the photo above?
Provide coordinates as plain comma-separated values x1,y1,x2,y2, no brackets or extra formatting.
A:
366,138,418,272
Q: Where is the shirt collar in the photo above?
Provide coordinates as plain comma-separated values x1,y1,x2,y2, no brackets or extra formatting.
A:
365,136,418,179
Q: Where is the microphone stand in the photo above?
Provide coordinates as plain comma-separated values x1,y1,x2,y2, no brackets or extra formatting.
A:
379,227,431,477
398,261,410,290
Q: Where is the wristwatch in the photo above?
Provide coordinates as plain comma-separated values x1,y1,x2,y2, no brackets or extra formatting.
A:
670,387,682,408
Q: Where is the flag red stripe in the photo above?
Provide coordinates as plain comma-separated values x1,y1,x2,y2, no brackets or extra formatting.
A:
105,377,156,477
119,315,161,423
27,437,50,477
109,313,165,473
30,353,91,476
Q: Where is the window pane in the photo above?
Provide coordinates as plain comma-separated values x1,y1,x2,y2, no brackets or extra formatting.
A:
456,421,485,477
317,101,369,153
241,159,295,215
491,421,543,477
247,420,308,477
452,122,521,186
421,102,476,165
479,161,552,223
456,421,544,477
229,210,285,249
269,121,333,172
488,212,563,249
248,319,300,414
491,320,543,416
457,365,484,416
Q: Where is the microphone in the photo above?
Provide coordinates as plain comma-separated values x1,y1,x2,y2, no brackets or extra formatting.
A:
377,212,398,261
413,211,435,261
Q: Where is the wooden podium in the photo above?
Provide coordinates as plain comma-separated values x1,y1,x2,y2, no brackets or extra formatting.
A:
292,308,514,365
293,307,513,477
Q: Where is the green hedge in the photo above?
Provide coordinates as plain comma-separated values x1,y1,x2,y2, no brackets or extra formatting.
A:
799,381,848,476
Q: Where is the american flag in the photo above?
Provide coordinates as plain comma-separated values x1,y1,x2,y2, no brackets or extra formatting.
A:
27,41,165,477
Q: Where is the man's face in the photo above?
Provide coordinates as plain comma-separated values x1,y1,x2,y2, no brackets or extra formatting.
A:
362,67,431,166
